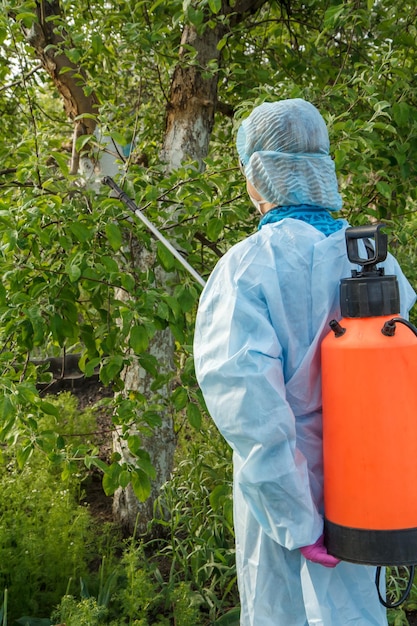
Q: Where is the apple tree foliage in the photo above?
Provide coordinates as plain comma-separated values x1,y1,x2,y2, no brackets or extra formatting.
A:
0,0,416,500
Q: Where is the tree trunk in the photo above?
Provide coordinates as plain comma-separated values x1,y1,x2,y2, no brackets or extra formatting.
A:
162,0,267,168
112,0,268,530
20,0,268,535
112,325,176,535
161,25,223,169
111,247,177,535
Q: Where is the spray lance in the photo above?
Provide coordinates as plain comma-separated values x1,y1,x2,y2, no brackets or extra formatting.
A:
321,223,417,607
102,176,206,288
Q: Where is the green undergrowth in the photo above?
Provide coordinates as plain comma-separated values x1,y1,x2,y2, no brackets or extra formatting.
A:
0,391,119,622
0,391,415,625
386,567,417,626
0,392,239,625
50,414,238,625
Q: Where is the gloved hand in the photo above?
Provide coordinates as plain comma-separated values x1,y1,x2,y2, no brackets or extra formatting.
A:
300,534,340,568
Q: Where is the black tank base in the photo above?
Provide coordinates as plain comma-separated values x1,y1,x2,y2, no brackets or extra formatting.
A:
324,519,417,566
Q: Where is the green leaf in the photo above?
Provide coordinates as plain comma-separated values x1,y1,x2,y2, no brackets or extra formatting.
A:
16,383,37,404
172,386,188,410
208,0,221,13
67,264,82,282
129,324,149,354
213,607,240,625
14,12,37,27
186,6,204,26
81,356,100,377
373,100,390,113
334,148,347,169
28,309,45,346
119,469,131,489
207,217,223,241
138,353,159,376
169,322,185,344
142,409,162,428
102,472,118,496
164,295,182,319
49,313,65,346
20,319,34,350
0,27,7,46
39,401,59,417
51,151,70,175
127,434,142,456
69,222,93,243
75,134,94,152
175,283,197,313
373,122,396,134
105,222,123,251
100,355,124,385
187,402,202,429
121,273,135,292
131,468,151,501
209,483,231,511
65,254,84,282
91,33,103,55
156,241,175,271
16,445,33,469
102,463,121,496
323,4,346,27
85,455,108,472
134,449,156,478
67,48,81,64
109,131,129,146
392,102,411,127
101,255,120,273
376,181,392,199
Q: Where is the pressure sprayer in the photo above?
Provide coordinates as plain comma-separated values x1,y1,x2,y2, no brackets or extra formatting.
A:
321,223,417,607
102,176,206,288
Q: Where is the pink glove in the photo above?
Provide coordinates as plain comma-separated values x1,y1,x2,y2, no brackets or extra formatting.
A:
300,534,340,568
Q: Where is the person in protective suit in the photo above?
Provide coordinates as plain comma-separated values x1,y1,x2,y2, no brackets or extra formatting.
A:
193,98,416,626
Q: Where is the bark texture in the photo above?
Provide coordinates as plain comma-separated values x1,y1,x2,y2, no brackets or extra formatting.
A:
21,1,98,133
112,249,177,536
21,1,98,173
162,0,266,169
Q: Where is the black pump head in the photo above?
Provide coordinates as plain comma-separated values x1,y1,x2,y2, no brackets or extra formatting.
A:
340,224,400,318
345,223,388,271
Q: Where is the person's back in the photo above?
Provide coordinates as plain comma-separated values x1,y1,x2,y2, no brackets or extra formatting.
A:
194,98,416,625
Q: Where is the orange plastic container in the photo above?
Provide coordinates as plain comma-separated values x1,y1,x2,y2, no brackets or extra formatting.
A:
322,315,417,565
322,224,417,565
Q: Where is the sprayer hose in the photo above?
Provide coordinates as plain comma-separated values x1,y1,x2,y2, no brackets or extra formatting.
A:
376,565,415,609
382,317,417,338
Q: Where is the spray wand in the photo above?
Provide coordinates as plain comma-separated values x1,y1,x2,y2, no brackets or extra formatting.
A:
102,176,206,288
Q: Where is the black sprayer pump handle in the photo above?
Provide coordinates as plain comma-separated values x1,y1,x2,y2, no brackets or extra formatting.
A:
345,224,388,268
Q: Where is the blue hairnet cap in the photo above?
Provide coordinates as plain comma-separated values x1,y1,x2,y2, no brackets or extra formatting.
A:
236,99,342,210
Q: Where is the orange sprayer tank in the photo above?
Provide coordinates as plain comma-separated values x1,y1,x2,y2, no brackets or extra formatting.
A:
322,224,417,565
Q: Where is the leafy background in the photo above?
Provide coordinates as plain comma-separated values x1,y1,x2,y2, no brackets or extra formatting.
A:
1,0,417,623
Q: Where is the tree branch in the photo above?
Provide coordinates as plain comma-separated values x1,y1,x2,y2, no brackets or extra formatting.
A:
20,1,98,135
0,63,43,93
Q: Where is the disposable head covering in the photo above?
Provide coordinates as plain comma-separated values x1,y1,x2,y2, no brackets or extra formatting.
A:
236,98,343,210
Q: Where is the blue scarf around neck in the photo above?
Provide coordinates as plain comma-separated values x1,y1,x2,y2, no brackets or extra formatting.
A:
258,205,344,237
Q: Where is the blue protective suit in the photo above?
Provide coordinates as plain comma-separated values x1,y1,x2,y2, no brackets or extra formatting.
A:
194,218,416,626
